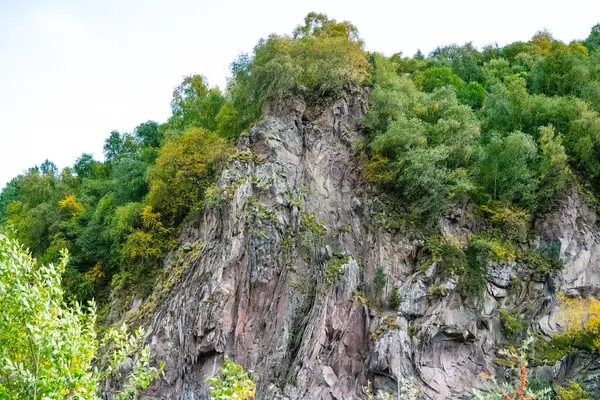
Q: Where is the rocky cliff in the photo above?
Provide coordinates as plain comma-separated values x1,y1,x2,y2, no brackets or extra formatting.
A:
135,93,600,399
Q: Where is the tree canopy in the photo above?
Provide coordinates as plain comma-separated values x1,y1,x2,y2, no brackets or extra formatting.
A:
1,12,599,342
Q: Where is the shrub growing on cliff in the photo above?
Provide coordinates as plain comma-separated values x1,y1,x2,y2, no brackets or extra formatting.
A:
556,381,593,400
389,287,401,311
326,254,350,285
0,233,161,399
425,234,468,277
459,234,516,306
373,266,387,298
473,338,552,400
499,308,526,340
208,358,256,399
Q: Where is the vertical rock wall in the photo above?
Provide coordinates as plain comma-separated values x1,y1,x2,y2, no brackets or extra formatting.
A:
138,94,600,399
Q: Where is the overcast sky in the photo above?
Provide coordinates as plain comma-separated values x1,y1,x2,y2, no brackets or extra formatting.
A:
1,0,599,188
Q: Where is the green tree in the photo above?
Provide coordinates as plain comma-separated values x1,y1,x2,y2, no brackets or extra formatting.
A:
482,58,512,87
235,12,369,114
40,160,58,177
481,76,531,135
537,125,571,209
366,65,478,224
458,81,486,109
134,121,163,163
529,40,590,98
0,178,20,223
389,287,401,311
0,233,161,399
584,24,600,53
429,43,485,83
134,120,162,149
147,127,230,225
166,75,226,132
111,156,149,204
474,131,539,209
73,154,105,180
415,66,464,93
104,130,125,161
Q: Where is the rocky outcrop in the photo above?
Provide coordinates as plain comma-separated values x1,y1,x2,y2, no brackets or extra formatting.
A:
136,93,600,399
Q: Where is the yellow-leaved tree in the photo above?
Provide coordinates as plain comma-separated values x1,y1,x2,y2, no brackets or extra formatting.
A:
148,127,230,226
559,294,600,351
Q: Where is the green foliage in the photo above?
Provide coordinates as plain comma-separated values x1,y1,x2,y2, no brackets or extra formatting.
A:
0,233,161,398
365,63,479,226
425,235,468,276
388,287,401,311
148,127,230,225
0,113,181,303
230,12,369,117
499,308,526,338
165,75,226,132
473,338,553,400
415,66,464,93
373,266,387,298
537,125,571,210
476,203,531,242
458,81,486,109
204,183,225,210
556,381,592,400
584,24,600,53
326,254,350,285
529,40,591,98
468,233,517,262
474,131,539,209
298,211,326,250
208,358,256,399
114,205,172,297
430,43,486,83
427,285,447,298
523,245,563,274
371,315,401,339
533,332,580,365
0,178,20,224
459,234,516,306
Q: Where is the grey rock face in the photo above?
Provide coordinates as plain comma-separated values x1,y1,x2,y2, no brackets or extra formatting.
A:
135,94,600,399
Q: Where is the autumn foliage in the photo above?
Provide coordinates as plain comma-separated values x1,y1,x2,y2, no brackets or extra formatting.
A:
501,364,533,400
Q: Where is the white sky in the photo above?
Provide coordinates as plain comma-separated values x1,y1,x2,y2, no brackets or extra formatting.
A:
1,0,599,188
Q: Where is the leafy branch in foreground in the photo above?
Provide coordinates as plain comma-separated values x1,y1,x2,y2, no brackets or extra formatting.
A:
0,233,162,399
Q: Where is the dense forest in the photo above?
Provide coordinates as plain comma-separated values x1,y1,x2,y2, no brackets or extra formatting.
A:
2,13,600,399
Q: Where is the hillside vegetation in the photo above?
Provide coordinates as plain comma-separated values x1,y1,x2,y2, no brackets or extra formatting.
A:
0,13,600,399
1,13,600,398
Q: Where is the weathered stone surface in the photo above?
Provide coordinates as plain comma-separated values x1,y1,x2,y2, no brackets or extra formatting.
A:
127,93,600,400
487,262,517,288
